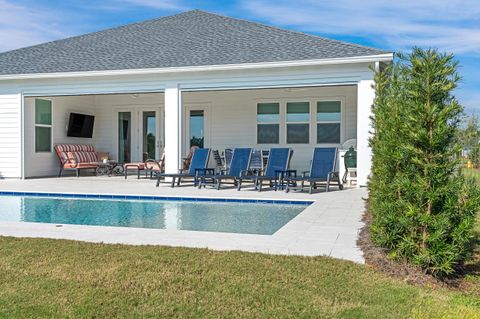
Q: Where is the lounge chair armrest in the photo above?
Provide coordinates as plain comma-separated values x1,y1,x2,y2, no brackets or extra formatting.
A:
239,170,249,178
144,159,160,170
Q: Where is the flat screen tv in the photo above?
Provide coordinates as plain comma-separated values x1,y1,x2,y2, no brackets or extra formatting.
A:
67,113,95,138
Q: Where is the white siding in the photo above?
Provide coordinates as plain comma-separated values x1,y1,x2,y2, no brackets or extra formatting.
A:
22,86,356,177
93,93,164,162
24,95,96,177
0,94,21,178
183,86,357,172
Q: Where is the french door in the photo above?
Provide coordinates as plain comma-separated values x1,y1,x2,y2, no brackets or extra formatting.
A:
184,105,210,151
117,107,164,163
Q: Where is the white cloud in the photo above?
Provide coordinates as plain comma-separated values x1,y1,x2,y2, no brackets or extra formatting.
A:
118,0,187,10
240,0,480,54
0,0,74,52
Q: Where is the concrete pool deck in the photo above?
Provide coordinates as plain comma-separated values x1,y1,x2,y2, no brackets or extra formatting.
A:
0,177,367,263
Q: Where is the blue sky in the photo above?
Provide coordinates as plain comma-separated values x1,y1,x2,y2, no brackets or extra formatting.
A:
1,0,478,113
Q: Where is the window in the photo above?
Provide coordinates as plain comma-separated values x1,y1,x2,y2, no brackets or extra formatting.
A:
35,99,52,152
286,102,309,144
317,101,341,143
257,103,279,144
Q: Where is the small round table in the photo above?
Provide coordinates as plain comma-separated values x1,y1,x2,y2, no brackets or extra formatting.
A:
96,161,125,177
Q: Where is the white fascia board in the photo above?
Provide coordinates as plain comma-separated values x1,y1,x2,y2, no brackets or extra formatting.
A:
0,53,393,81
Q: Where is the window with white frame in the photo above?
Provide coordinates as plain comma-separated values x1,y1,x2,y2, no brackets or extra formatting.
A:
257,102,280,144
316,101,341,144
35,99,52,152
286,102,310,144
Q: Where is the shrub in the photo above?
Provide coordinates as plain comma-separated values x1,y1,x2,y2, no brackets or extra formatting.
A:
368,48,480,276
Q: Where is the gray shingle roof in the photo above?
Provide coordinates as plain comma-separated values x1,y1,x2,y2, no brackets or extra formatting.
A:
0,10,389,76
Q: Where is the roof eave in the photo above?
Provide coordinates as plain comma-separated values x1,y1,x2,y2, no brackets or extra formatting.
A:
0,53,393,81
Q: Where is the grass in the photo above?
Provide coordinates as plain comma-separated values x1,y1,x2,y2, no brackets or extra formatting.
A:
0,237,479,318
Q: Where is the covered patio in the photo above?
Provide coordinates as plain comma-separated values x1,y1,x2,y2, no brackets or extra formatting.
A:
22,84,371,186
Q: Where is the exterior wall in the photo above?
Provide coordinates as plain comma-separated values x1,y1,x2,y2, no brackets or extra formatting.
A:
23,93,164,177
24,95,96,177
356,79,375,186
22,86,356,177
0,60,381,180
183,86,357,172
93,93,164,162
0,93,22,178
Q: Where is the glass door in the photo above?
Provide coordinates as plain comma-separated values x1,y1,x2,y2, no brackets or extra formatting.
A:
139,108,163,161
184,105,209,157
189,110,204,148
118,112,132,163
142,111,156,161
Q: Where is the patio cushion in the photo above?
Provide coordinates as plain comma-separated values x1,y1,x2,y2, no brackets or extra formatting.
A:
55,144,99,168
125,163,146,170
63,162,98,169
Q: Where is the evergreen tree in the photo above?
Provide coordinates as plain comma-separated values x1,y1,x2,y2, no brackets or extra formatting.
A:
369,48,480,276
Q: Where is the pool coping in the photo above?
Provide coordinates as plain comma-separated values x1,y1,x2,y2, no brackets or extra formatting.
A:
0,179,366,264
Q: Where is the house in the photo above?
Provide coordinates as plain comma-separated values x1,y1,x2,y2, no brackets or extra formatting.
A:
0,10,393,185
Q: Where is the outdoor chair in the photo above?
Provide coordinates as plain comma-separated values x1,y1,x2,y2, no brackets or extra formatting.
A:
237,148,292,191
124,152,165,179
155,148,211,187
55,144,99,177
249,149,263,173
212,150,224,172
285,147,343,194
223,148,233,171
198,148,252,190
182,146,199,170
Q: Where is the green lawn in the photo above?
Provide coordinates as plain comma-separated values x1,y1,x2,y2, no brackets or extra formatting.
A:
0,237,479,318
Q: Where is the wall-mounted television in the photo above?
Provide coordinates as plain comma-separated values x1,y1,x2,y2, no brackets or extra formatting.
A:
67,113,95,138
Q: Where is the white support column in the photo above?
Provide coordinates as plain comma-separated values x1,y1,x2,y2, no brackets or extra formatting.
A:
164,83,182,174
356,78,375,187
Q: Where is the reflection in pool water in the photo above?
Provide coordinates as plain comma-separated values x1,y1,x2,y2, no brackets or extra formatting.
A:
0,196,308,235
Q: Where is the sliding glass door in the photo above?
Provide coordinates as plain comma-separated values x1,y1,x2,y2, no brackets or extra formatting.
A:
118,112,132,163
189,110,204,148
142,111,157,161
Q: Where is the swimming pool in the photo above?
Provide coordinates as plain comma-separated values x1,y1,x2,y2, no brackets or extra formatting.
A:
0,194,310,235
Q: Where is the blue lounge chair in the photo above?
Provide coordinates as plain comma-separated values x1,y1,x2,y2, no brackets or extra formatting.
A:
156,148,211,187
237,148,292,191
199,148,252,190
249,149,263,172
285,147,343,194
224,148,233,171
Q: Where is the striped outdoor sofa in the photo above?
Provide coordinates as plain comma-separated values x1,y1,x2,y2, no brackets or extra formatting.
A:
54,144,99,177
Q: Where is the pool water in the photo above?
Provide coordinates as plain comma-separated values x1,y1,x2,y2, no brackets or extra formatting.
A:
0,195,308,235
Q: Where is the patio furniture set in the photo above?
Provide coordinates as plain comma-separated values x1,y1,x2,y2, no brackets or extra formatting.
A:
54,144,344,193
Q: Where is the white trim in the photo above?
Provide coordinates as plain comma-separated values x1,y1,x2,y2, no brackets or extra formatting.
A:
286,101,311,144
256,102,280,145
22,89,165,98
181,81,358,92
20,93,25,179
315,99,343,145
0,54,393,81
33,98,53,154
184,104,211,151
